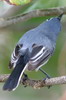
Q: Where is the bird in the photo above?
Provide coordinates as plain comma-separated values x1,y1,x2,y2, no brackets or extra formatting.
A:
3,14,63,91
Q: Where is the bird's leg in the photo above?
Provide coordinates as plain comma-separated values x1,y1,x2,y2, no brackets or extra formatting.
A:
39,68,51,89
39,68,51,79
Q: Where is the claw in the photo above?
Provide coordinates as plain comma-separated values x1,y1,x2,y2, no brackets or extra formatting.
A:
23,73,28,81
22,73,28,87
43,77,51,89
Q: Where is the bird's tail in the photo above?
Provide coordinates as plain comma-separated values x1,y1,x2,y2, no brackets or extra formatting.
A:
3,56,26,91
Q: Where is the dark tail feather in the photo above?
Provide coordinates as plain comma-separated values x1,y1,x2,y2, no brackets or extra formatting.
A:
3,56,26,91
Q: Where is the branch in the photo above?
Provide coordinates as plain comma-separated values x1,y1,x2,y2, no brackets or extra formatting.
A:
0,7,66,28
0,74,66,89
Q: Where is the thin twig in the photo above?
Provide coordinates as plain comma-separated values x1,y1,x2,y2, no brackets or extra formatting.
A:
0,7,66,28
0,74,66,89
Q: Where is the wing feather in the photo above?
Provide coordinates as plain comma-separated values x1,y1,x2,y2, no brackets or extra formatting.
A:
9,44,22,69
27,45,54,71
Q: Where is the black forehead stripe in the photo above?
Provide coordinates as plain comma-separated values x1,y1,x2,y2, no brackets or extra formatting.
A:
31,45,43,58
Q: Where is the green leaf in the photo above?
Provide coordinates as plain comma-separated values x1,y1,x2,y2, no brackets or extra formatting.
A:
5,0,32,5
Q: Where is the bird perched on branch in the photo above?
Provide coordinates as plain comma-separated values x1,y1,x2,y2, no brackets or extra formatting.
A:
3,14,63,91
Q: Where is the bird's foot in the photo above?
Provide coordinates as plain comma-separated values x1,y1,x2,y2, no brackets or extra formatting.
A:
43,76,51,89
22,73,28,87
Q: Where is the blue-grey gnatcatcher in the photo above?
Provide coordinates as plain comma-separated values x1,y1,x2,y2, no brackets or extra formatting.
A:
3,14,63,91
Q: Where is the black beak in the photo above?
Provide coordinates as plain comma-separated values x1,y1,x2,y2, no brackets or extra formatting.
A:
57,13,63,21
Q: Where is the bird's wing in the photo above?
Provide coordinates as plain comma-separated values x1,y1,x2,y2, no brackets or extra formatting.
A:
9,44,23,69
27,45,54,71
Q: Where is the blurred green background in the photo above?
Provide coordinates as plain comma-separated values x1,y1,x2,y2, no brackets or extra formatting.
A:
0,0,66,100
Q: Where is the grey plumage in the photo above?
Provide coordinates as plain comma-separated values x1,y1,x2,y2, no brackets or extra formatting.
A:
3,14,63,91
